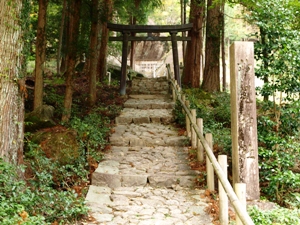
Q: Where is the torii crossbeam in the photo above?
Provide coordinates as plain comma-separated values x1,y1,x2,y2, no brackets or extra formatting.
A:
107,23,193,95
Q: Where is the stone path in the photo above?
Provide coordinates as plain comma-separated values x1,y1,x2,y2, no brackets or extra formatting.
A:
84,77,212,225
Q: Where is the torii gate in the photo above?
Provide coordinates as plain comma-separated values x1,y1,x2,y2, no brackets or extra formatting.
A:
107,23,193,95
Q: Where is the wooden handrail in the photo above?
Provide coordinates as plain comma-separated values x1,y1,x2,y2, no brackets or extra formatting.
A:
168,76,255,225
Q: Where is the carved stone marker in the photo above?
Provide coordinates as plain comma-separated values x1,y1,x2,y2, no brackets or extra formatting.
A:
230,41,260,200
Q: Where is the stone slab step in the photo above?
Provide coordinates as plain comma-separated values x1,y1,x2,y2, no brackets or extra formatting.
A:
85,185,212,225
115,108,174,124
91,146,198,189
109,124,189,147
129,94,171,100
92,172,196,189
130,77,170,95
124,98,175,109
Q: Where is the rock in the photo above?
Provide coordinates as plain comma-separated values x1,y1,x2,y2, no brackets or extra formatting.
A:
25,105,56,132
29,127,80,165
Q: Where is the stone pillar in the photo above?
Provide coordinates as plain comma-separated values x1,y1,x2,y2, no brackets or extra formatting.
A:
230,41,260,200
120,32,129,95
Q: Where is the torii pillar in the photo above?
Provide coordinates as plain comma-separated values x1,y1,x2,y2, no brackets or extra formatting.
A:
170,31,181,87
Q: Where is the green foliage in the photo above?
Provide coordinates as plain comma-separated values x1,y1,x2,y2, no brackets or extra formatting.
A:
151,0,181,25
114,0,162,24
70,109,110,162
0,157,87,225
174,89,232,154
249,206,300,225
257,100,300,206
173,100,186,126
244,0,300,98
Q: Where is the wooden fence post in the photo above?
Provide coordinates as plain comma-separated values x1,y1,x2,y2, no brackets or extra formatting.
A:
181,95,186,114
235,183,247,225
191,109,197,148
172,81,176,101
206,133,214,191
219,155,228,225
197,118,204,162
185,100,191,138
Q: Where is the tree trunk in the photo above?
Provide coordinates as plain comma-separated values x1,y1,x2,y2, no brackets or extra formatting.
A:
88,0,101,106
202,0,221,92
34,0,48,110
0,0,25,165
57,0,67,76
61,0,82,122
221,0,226,91
182,0,205,88
98,0,113,82
181,0,187,58
129,0,141,71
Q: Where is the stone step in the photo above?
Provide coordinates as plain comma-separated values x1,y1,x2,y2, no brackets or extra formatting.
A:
91,146,198,189
84,77,213,224
85,185,212,225
130,77,170,95
109,124,189,147
115,108,174,124
124,97,175,109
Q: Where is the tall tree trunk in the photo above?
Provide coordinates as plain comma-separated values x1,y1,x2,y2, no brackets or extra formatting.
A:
182,0,205,88
98,0,113,82
129,0,141,71
0,0,25,165
88,0,101,106
57,0,67,76
202,0,221,92
62,0,82,122
181,0,187,58
34,0,48,110
221,0,226,91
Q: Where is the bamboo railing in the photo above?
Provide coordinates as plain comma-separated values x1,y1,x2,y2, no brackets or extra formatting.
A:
166,65,254,225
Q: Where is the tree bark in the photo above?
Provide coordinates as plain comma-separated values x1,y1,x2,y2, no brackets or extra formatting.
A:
221,0,226,92
57,0,67,76
98,0,113,82
61,0,82,122
181,0,187,58
182,0,205,88
0,0,25,165
34,0,48,110
88,0,101,106
202,0,221,92
129,0,141,71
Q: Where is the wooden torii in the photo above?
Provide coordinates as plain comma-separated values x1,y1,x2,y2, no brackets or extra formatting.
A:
107,23,193,95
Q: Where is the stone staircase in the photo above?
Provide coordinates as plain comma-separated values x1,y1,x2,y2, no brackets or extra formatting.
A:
84,77,212,225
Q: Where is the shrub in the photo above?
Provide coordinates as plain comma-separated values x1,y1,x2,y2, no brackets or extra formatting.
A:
249,205,300,225
257,99,300,206
0,157,87,224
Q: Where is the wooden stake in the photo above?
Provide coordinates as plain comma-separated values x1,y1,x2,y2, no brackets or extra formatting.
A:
197,118,204,162
219,155,228,225
191,109,197,148
206,133,214,191
185,100,191,138
235,183,247,225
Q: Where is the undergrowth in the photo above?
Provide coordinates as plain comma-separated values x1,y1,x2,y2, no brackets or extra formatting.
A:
1,79,124,224
174,88,300,224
